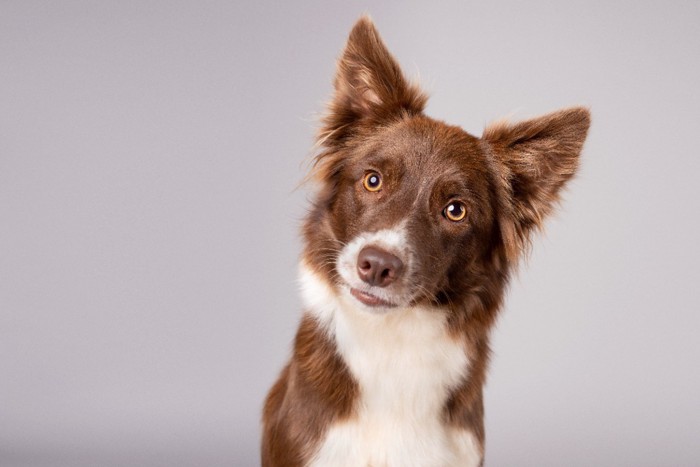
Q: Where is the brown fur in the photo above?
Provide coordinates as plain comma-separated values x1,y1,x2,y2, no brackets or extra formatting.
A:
262,315,358,467
262,16,589,466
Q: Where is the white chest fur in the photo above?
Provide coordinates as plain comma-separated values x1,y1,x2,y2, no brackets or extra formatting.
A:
300,266,482,467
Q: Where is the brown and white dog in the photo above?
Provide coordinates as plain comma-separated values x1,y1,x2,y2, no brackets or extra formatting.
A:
262,16,590,467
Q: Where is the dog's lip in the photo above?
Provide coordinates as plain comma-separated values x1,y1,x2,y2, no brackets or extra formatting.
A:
350,288,397,308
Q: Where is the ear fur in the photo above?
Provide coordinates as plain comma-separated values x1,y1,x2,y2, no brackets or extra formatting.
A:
483,107,590,260
319,16,427,148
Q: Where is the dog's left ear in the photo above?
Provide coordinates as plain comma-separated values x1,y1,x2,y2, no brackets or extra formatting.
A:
320,16,427,147
483,107,590,259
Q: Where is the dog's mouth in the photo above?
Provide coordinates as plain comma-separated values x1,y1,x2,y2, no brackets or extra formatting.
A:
350,288,398,308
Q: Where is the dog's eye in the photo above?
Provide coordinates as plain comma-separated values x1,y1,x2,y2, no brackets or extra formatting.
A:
363,171,383,192
443,201,467,222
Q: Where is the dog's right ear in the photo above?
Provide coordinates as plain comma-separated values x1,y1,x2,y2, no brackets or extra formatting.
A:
319,16,427,147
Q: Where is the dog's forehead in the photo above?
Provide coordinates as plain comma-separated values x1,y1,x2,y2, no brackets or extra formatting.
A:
369,116,484,171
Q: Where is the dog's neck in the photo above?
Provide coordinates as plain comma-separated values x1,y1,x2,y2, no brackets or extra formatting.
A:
299,262,471,388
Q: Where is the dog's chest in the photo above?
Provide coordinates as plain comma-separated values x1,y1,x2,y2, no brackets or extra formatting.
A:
308,296,480,467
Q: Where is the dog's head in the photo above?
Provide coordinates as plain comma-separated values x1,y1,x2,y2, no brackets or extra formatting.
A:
303,17,589,318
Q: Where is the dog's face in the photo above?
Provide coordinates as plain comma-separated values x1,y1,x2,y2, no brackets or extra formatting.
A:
303,18,589,317
326,117,498,310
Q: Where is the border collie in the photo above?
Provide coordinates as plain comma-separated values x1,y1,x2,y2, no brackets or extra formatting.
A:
262,16,590,467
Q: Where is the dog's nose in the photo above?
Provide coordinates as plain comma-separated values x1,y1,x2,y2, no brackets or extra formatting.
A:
357,246,404,287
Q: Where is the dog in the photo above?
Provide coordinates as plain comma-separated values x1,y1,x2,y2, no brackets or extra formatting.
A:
262,16,590,467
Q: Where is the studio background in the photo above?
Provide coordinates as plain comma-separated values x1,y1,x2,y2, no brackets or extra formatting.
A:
2,1,699,466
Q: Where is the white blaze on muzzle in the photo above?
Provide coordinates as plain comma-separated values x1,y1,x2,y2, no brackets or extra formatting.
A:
335,221,416,308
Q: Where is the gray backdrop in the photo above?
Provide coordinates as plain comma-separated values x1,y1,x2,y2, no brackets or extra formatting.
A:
2,1,699,466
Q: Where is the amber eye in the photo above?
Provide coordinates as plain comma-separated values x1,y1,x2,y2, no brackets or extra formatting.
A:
443,201,467,222
363,171,383,192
